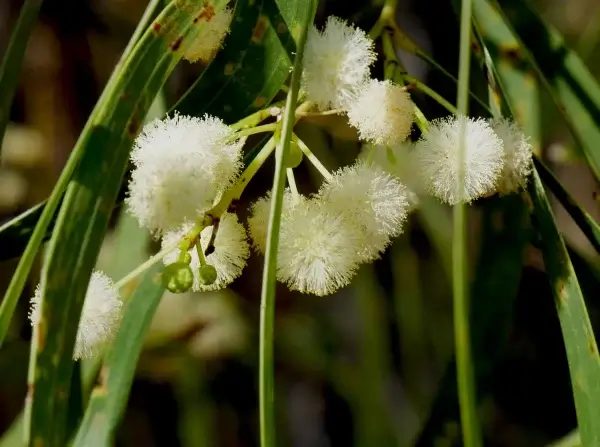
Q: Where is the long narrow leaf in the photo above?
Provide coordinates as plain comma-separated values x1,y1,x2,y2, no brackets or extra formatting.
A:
258,1,315,444
24,1,229,445
528,169,600,446
490,0,600,181
0,0,161,345
534,157,600,254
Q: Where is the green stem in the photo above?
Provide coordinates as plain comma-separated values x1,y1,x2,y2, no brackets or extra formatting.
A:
369,0,420,59
231,123,277,139
295,108,342,117
0,0,44,154
380,32,429,133
402,74,459,115
209,137,277,217
259,3,314,443
286,168,299,199
114,239,179,290
415,51,491,113
292,134,332,180
195,239,208,266
231,101,284,131
454,0,482,446
209,103,311,219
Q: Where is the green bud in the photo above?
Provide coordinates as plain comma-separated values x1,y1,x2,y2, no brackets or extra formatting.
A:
161,262,194,293
198,264,218,286
284,140,303,168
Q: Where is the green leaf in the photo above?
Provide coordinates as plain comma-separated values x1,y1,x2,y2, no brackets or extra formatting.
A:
488,0,600,181
174,0,314,122
0,0,161,344
72,264,164,447
527,168,600,447
534,157,600,254
0,0,44,154
258,1,315,444
24,1,230,445
470,4,600,443
471,0,541,154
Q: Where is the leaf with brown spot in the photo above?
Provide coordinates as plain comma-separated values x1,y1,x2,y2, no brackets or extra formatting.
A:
23,0,231,444
174,0,316,122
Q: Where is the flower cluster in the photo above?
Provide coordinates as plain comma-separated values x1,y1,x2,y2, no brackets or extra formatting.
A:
248,162,410,296
302,17,533,206
302,17,415,147
26,12,539,364
413,115,533,205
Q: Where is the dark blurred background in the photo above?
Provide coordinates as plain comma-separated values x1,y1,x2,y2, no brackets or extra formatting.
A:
1,0,600,446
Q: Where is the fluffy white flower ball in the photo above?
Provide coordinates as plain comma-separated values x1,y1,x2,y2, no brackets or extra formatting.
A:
162,213,250,292
359,142,421,209
317,161,410,261
302,16,376,110
29,270,123,360
348,80,415,146
490,117,533,195
247,189,305,254
126,113,243,234
277,199,364,296
413,116,504,205
183,7,233,63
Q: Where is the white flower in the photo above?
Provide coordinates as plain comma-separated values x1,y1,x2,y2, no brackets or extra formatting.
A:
359,142,421,209
413,116,504,205
317,161,410,261
126,113,243,234
183,7,233,63
29,271,123,360
490,117,533,194
247,189,305,254
302,16,376,110
162,213,250,292
348,80,414,146
277,199,363,296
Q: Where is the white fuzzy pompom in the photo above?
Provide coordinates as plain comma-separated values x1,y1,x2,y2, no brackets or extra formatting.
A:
359,142,421,209
182,7,233,63
490,117,533,195
302,16,376,110
413,116,504,205
126,113,243,234
29,271,123,360
247,189,306,254
162,213,250,292
317,161,410,261
347,80,414,146
277,199,364,296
